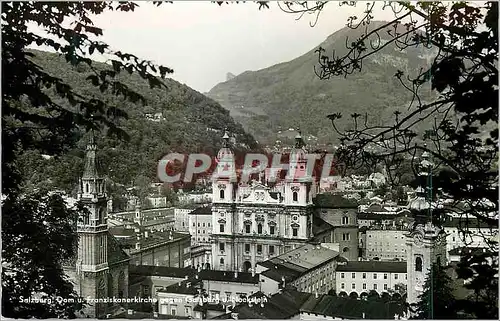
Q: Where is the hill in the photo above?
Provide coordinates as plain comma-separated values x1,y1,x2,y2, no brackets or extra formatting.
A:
18,50,259,196
208,21,437,145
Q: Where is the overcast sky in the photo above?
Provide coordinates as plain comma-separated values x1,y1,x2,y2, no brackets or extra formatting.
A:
84,1,403,93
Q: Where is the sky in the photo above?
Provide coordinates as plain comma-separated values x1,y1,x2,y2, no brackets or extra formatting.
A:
84,1,401,93
28,1,403,93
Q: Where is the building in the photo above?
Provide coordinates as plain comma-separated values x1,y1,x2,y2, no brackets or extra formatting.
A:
314,195,359,261
443,215,498,260
64,130,130,318
112,227,191,268
214,289,407,319
335,261,407,297
363,227,408,261
211,130,315,272
189,206,213,246
173,206,194,232
256,243,344,295
157,280,201,318
146,196,168,208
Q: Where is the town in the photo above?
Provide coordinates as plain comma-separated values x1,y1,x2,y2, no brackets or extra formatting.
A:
53,128,497,319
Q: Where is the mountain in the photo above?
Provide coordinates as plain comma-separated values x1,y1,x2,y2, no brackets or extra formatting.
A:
18,50,259,194
208,21,436,145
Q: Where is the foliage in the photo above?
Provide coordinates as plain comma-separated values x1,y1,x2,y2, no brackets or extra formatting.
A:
1,189,87,318
411,263,457,319
1,2,255,318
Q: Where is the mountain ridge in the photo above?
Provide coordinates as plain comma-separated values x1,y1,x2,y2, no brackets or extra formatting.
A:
208,21,435,145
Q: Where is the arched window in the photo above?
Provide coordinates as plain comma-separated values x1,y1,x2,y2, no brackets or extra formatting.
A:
220,189,225,199
85,183,89,193
415,256,423,272
257,223,262,234
220,258,224,265
292,191,298,202
342,216,349,225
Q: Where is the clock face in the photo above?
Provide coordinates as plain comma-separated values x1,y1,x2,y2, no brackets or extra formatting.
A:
414,232,424,247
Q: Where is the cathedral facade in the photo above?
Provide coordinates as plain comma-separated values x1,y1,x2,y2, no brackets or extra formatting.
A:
211,130,315,272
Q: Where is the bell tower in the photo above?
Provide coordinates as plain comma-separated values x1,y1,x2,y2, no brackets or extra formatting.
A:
406,149,447,305
76,129,110,317
212,129,237,271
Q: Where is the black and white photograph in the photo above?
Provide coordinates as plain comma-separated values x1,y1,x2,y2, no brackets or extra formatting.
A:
1,1,498,319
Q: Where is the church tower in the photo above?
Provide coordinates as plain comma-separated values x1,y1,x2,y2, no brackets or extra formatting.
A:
283,130,314,244
211,129,237,271
406,149,447,305
76,129,110,317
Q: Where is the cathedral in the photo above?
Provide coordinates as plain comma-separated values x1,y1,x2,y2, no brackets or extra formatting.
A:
211,130,316,272
64,131,130,318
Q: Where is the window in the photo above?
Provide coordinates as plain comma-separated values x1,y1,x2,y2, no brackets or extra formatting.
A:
257,244,262,254
192,222,195,227
395,274,399,280
171,306,177,316
270,226,275,235
342,233,350,241
362,283,367,290
245,244,250,253
245,224,251,233
220,189,225,199
208,223,211,227
351,273,356,279
415,256,423,272
202,223,205,227
292,228,298,237
384,273,388,280
362,273,366,279
384,284,388,290
292,191,298,202
198,223,200,227
373,273,377,279
220,224,225,233
225,292,232,299
269,245,275,255
351,283,356,289
219,243,225,252
185,307,191,316
341,273,345,279
257,223,262,234
342,216,349,225
341,283,345,289
373,284,378,290
220,258,224,265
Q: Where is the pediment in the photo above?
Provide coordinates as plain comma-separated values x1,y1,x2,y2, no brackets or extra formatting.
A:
218,218,226,224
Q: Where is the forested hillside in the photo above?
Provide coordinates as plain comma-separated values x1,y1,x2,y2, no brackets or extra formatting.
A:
208,21,437,144
17,50,258,195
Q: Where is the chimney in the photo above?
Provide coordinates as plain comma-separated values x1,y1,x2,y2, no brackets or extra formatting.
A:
144,231,149,238
135,242,140,250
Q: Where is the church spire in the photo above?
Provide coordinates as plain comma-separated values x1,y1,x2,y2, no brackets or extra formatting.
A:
294,128,304,149
82,129,102,179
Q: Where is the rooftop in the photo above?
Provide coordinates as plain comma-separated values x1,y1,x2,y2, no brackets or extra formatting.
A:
129,265,259,284
189,206,212,215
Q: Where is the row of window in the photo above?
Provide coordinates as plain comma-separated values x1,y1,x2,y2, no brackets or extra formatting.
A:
340,272,405,280
193,222,211,227
220,189,301,202
219,243,276,255
219,224,298,236
341,283,389,291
